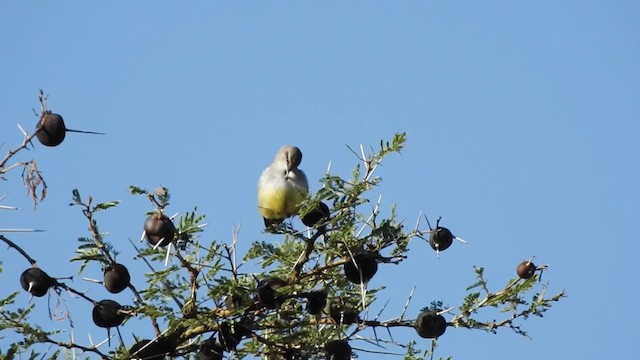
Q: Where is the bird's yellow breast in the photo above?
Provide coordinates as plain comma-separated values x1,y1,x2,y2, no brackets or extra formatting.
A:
258,186,306,220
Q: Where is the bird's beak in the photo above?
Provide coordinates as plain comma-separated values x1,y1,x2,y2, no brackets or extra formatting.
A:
285,152,294,172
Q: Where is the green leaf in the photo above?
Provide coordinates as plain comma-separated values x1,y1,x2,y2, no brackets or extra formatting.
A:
93,200,120,211
128,185,147,195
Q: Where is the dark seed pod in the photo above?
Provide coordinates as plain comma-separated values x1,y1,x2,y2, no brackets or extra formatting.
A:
256,278,285,309
198,337,224,360
34,112,104,147
301,201,331,227
103,263,130,294
218,322,250,351
20,268,53,297
257,284,277,309
36,113,66,147
325,339,351,360
306,291,327,315
415,311,447,338
144,213,176,247
429,226,453,252
92,300,125,328
329,302,360,325
218,322,238,351
282,348,305,360
129,339,167,360
343,253,378,284
517,261,537,279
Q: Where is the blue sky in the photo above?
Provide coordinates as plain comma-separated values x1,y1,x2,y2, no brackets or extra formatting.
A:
1,1,638,359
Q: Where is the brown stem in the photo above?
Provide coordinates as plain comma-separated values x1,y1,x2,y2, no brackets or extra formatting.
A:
173,249,200,318
81,199,116,265
42,338,110,360
287,230,324,284
53,281,97,304
298,257,350,281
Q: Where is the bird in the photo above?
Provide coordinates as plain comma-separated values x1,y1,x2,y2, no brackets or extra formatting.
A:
257,145,309,227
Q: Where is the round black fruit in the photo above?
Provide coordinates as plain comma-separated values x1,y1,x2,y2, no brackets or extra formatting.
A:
198,337,224,360
517,261,536,279
35,113,66,147
306,291,327,315
325,339,351,360
20,268,53,297
301,201,331,227
218,322,250,351
415,311,447,338
92,300,125,328
129,339,166,360
103,263,130,294
329,302,359,325
256,278,285,309
144,213,176,247
429,226,453,252
343,253,378,284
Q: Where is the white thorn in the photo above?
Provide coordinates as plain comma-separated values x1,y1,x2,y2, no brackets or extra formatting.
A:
0,205,21,210
71,330,76,360
17,123,28,137
94,334,112,348
164,242,172,267
454,236,468,244
153,238,164,250
414,210,422,231
0,228,44,232
82,277,103,284
437,307,455,316
360,279,367,314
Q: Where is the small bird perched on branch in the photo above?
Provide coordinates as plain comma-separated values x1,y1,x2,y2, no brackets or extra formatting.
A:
257,145,309,227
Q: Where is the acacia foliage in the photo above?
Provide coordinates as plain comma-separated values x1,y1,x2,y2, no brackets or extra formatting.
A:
0,100,564,360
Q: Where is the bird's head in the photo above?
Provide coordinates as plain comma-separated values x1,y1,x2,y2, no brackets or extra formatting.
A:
277,145,303,172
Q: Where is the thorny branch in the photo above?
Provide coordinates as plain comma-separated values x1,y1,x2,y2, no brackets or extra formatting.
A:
288,229,325,284
42,338,110,360
0,234,39,265
0,133,565,359
449,267,567,337
1,90,50,207
72,190,163,335
0,311,111,359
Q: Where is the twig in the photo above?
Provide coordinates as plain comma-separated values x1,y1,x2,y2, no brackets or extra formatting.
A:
0,126,40,175
400,285,416,320
128,238,184,310
0,234,38,265
0,90,50,175
287,230,324,284
41,338,110,360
